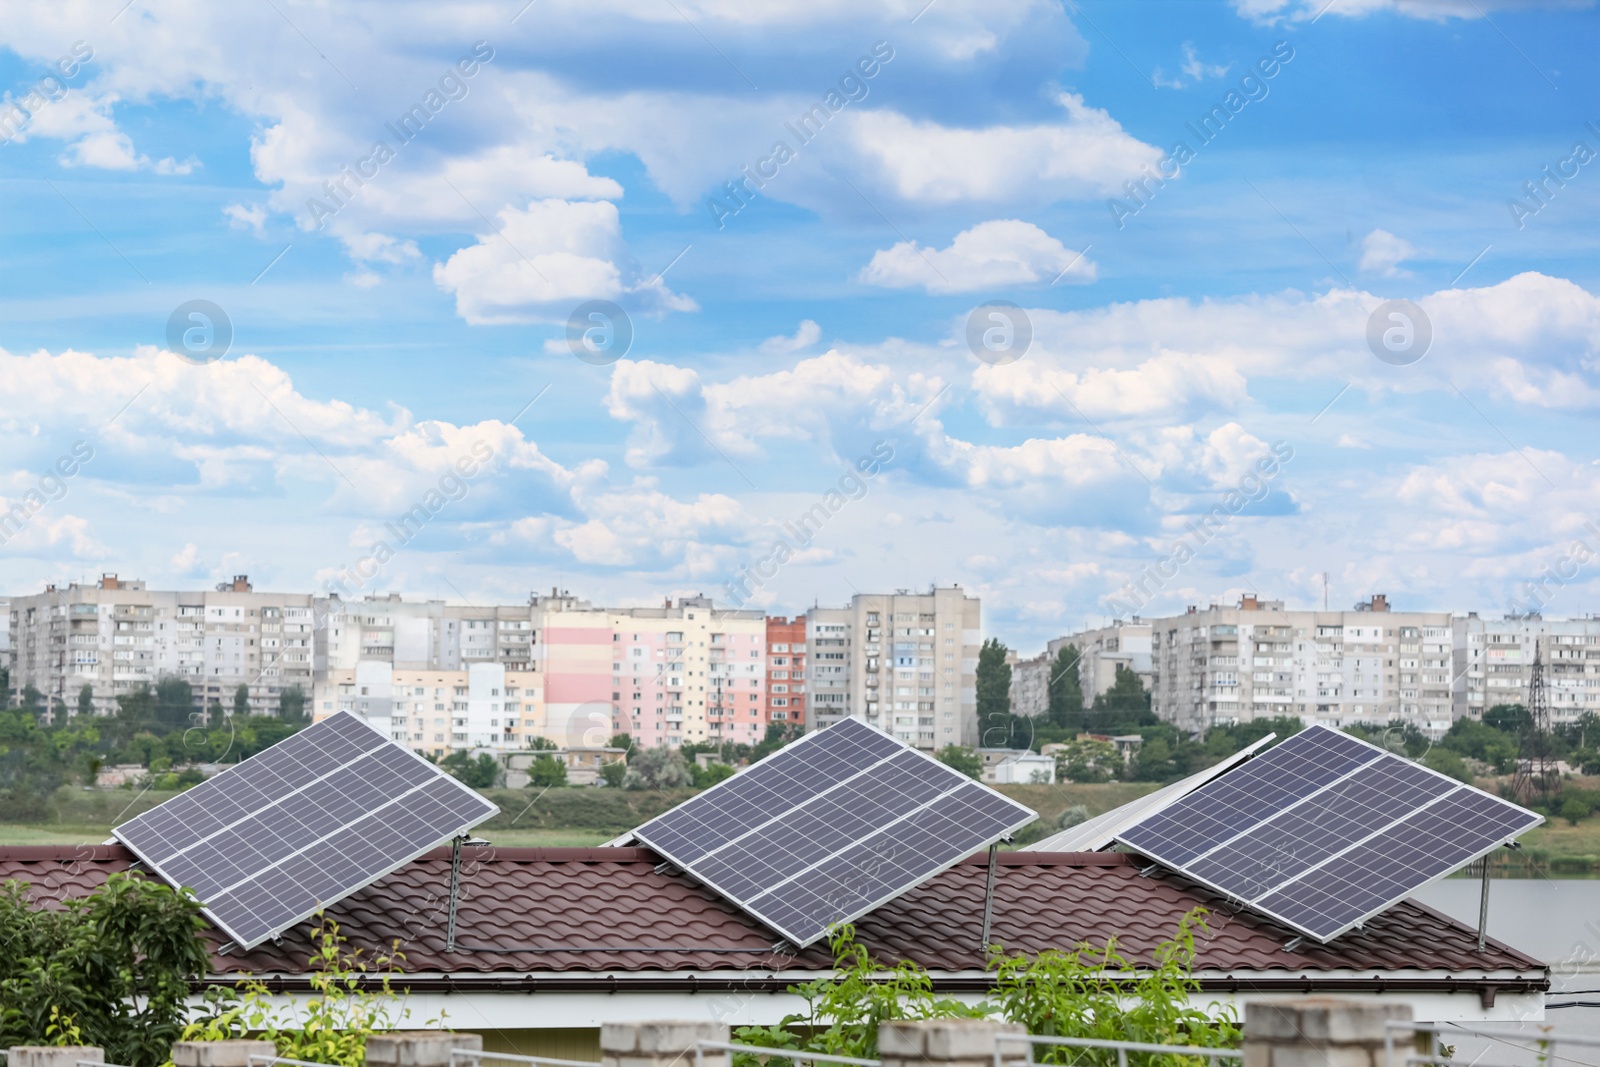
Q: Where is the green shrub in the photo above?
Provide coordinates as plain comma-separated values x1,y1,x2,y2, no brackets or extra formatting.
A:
0,872,210,1067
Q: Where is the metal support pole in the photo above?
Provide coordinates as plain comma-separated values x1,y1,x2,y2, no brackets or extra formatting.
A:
1477,852,1492,953
980,842,999,954
447,834,464,952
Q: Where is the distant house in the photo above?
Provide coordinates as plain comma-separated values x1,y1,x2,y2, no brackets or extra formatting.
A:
991,752,1055,784
94,763,147,788
503,746,625,786
0,843,1546,1058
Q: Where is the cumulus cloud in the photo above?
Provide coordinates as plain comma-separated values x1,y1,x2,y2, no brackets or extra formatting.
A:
850,94,1162,203
1359,229,1415,276
433,199,696,325
858,220,1095,293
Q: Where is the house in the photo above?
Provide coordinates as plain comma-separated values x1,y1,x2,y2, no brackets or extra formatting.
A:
0,842,1546,1059
991,752,1055,784
503,746,625,787
977,747,1032,782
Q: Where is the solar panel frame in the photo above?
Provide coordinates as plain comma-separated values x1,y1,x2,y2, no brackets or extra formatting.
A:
113,710,499,949
1113,724,1542,943
630,717,1036,947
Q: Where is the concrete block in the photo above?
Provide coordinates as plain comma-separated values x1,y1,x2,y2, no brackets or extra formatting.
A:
7,1049,104,1067
1272,1046,1374,1067
876,1023,928,1058
600,1025,641,1054
1246,999,1409,1046
171,1040,277,1067
365,1031,481,1067
634,1022,729,1056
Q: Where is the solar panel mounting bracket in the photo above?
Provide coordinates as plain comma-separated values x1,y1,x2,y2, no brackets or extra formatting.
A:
1282,936,1304,953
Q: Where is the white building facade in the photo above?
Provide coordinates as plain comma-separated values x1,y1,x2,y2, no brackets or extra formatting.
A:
1454,615,1600,723
805,586,980,750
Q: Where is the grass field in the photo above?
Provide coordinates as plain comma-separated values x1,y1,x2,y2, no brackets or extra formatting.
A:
11,779,1600,870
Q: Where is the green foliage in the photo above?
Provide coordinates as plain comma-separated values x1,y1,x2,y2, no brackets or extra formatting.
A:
1047,646,1085,730
735,913,1239,1063
1562,797,1590,826
608,732,633,751
76,685,95,719
183,914,424,1066
1437,717,1519,774
1485,704,1531,734
1203,717,1302,758
691,761,736,789
734,925,981,1059
233,684,252,719
525,735,558,751
278,685,308,724
987,909,1240,1058
598,760,628,788
440,751,500,789
1054,738,1120,783
1085,665,1155,734
526,754,567,788
0,872,211,1067
977,637,1013,744
936,744,982,780
625,745,694,789
1422,747,1473,784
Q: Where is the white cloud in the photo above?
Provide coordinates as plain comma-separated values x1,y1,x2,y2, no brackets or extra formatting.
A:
760,320,821,354
224,203,268,234
850,94,1163,203
1233,0,1588,20
1359,228,1415,276
858,220,1095,293
1154,42,1231,88
433,199,696,325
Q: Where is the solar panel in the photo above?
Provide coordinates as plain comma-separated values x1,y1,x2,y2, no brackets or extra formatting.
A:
629,717,1037,947
113,711,498,949
1020,733,1275,854
1115,724,1541,942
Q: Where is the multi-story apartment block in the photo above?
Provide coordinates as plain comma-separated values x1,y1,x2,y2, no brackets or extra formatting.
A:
1009,650,1050,718
1454,615,1600,723
805,586,980,750
7,574,315,717
1148,594,1455,736
766,616,807,726
317,593,536,674
313,662,543,756
1049,620,1154,702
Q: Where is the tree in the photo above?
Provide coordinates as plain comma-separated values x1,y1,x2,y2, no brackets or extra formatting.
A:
77,683,95,719
624,746,694,789
233,684,252,719
1422,746,1473,784
526,754,567,788
691,761,736,789
598,760,628,787
976,638,1013,745
154,677,195,729
1046,646,1084,729
608,732,634,752
1053,737,1119,783
1562,796,1591,826
525,735,557,751
278,686,307,723
936,744,982,780
1086,664,1154,733
0,872,210,1067
1484,703,1531,734
440,751,500,789
19,685,42,717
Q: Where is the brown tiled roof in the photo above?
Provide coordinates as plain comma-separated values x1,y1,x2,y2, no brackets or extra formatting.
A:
0,845,1544,997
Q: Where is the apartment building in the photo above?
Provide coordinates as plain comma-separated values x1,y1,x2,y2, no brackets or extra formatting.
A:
1009,650,1050,718
1148,594,1455,735
766,616,807,725
7,574,314,717
317,593,536,673
1454,615,1600,723
806,586,980,750
314,662,543,756
606,597,768,749
1049,620,1154,701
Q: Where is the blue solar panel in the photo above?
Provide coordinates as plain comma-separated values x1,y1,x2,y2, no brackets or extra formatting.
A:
630,717,1036,946
114,711,498,949
1114,724,1542,942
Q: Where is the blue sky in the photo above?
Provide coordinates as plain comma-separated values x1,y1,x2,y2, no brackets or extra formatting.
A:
1,0,1598,649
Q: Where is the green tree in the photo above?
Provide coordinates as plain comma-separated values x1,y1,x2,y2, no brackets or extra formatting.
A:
1047,646,1084,729
624,746,694,789
1484,703,1531,734
608,732,634,752
936,744,982,780
76,684,95,719
440,751,499,788
1086,664,1153,732
1054,737,1119,783
1562,796,1591,826
1422,746,1473,784
233,684,252,719
526,754,567,788
976,638,1013,745
0,872,210,1067
154,677,195,729
691,761,736,789
277,686,307,723
525,735,557,751
19,685,42,717
598,760,627,787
